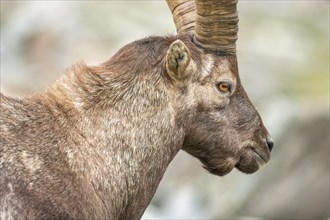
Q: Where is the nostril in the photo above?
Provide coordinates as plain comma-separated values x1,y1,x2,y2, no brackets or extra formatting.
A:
266,137,274,152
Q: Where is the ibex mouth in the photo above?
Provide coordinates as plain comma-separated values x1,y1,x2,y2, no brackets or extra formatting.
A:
248,146,270,166
240,139,271,162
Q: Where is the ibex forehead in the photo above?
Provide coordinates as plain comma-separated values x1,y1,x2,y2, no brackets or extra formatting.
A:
199,55,237,84
215,58,237,82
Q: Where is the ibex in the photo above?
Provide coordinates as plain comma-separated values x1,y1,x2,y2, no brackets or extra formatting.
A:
0,1,274,219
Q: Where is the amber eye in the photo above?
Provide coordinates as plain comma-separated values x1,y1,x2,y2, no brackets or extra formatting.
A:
216,82,231,93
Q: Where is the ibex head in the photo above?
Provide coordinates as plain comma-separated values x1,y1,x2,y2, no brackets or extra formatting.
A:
166,0,274,175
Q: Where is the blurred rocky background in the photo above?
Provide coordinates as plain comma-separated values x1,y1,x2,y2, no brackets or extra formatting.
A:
0,1,329,219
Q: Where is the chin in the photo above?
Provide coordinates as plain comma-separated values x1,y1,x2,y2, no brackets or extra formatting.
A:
235,161,260,174
203,158,237,176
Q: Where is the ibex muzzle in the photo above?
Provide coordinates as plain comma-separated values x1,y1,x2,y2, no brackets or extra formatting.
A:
0,1,273,219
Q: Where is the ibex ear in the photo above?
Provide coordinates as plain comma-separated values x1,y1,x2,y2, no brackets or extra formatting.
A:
166,40,191,80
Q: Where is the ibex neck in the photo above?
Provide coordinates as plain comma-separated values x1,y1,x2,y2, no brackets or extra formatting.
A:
42,62,184,219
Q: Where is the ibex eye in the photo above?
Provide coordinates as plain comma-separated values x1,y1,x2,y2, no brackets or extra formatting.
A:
216,82,231,93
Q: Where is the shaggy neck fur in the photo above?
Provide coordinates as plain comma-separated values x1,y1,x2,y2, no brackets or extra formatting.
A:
33,58,185,219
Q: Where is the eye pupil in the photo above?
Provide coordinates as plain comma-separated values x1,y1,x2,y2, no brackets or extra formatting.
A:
220,84,228,90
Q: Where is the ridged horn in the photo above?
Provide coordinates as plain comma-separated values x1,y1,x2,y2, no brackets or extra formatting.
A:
166,0,195,34
194,0,239,55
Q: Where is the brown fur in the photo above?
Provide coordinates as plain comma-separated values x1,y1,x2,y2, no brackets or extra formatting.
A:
0,34,272,219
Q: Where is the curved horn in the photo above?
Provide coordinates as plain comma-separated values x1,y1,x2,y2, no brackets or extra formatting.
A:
194,0,239,55
167,0,195,34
